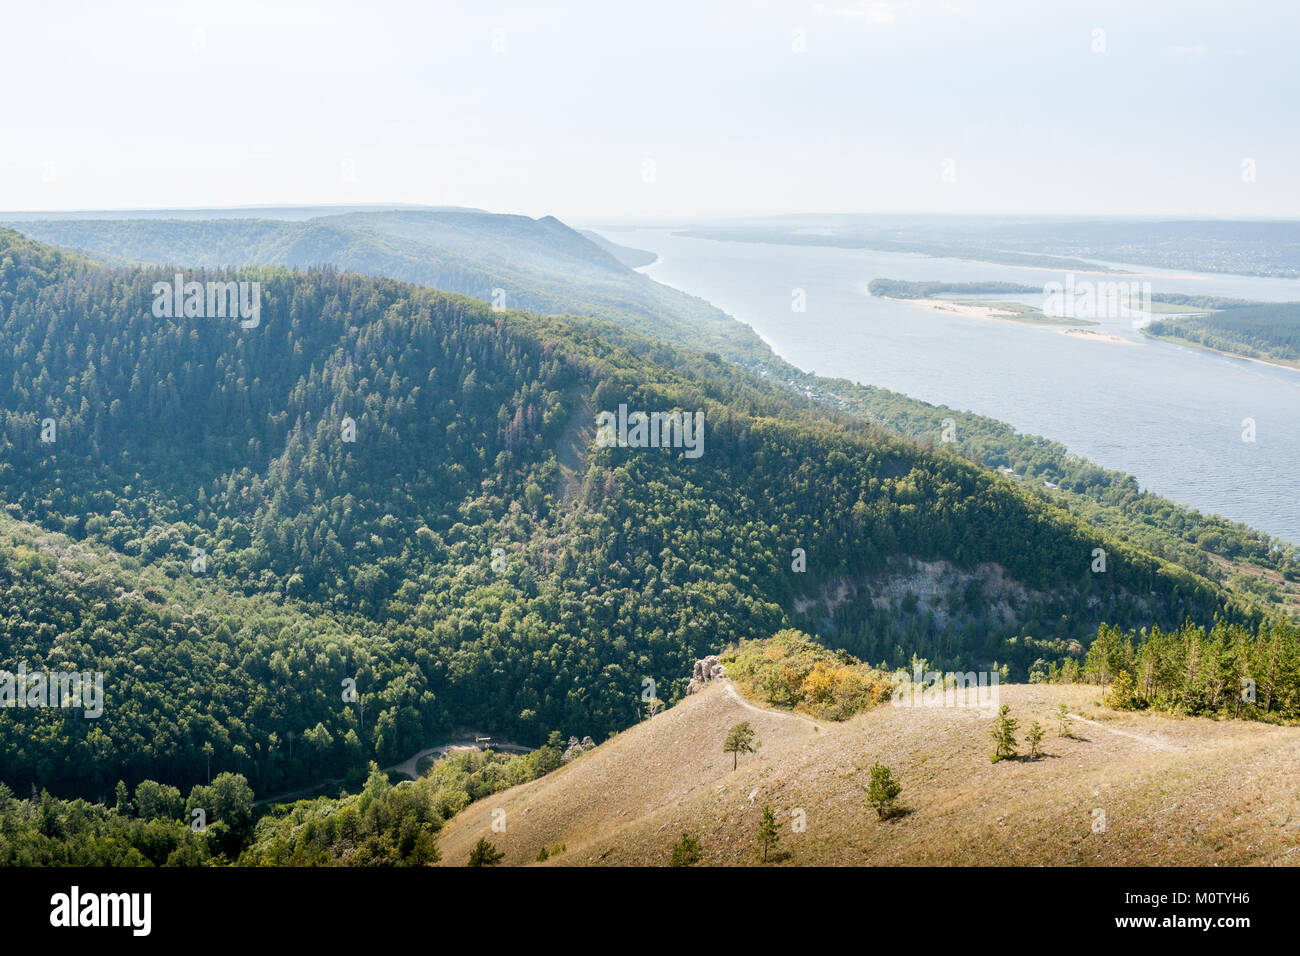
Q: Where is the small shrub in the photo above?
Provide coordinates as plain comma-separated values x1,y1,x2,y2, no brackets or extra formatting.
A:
670,832,702,867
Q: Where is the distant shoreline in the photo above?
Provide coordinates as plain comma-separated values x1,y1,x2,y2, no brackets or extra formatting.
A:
671,230,1235,279
1140,329,1300,372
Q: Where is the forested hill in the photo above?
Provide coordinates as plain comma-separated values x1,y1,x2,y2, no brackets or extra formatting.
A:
8,211,1294,598
0,228,1249,799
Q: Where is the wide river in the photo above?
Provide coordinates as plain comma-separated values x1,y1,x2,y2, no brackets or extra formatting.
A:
599,228,1300,545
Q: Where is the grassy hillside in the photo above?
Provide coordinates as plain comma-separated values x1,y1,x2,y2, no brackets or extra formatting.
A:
435,678,1300,866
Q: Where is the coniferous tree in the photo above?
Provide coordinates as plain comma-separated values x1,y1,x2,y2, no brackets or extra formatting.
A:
1055,703,1074,738
866,762,903,819
467,837,505,867
990,705,1019,762
1026,721,1045,759
723,722,758,770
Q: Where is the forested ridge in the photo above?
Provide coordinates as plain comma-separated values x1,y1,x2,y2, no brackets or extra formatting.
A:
12,213,1292,591
4,212,755,362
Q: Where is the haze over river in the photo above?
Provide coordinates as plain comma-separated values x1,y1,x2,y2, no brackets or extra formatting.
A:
599,228,1300,545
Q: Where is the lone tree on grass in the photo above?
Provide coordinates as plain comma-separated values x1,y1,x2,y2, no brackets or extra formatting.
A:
670,832,703,867
1026,721,1046,759
757,804,780,862
866,761,903,819
467,837,504,867
723,721,759,770
990,704,1019,762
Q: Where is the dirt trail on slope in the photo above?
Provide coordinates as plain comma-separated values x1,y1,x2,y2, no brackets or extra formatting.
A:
721,680,821,728
1065,711,1181,752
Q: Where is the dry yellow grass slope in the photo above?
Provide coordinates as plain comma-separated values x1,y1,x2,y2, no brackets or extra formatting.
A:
436,681,1300,866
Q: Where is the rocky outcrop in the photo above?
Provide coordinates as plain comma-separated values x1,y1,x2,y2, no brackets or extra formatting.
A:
561,735,597,764
687,656,726,695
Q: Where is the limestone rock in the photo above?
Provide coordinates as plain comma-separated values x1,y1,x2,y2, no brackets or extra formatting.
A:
686,655,726,695
561,734,597,764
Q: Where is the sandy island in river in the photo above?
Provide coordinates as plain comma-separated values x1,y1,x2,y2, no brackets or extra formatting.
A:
900,298,1042,326
897,296,1087,327
897,297,1135,343
1060,328,1133,345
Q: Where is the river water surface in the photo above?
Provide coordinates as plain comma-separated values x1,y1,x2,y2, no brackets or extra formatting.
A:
599,228,1300,545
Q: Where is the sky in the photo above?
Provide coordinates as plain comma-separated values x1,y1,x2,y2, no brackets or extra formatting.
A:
1,0,1297,220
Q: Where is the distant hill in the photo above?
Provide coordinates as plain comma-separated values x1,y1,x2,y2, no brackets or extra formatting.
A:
2,210,758,360
0,203,482,222
675,214,1300,278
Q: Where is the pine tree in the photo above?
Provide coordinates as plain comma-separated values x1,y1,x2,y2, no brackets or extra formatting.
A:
990,704,1019,762
1055,703,1074,738
467,837,504,867
1026,721,1045,759
723,721,759,770
1107,670,1136,709
113,780,131,817
866,761,903,819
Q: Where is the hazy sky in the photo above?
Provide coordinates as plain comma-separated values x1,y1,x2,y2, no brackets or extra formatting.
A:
2,0,1296,219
